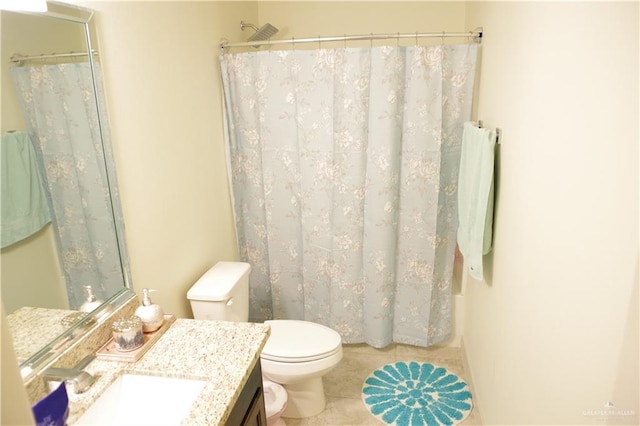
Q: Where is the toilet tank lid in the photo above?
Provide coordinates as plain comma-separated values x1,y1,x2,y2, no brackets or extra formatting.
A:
187,262,251,301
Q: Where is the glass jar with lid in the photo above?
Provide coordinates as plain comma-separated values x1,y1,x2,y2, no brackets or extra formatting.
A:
111,315,144,351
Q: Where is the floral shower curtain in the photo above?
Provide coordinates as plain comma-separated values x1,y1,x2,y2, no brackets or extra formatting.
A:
220,44,477,347
11,63,125,309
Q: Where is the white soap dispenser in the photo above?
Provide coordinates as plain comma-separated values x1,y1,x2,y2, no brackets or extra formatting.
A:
79,285,103,313
135,288,164,332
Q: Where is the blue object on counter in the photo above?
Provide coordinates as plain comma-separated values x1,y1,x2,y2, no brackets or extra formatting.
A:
32,382,69,426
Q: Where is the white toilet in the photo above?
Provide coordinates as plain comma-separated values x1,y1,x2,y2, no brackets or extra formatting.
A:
187,261,343,419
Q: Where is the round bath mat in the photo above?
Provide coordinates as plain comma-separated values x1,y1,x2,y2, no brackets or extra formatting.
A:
362,361,473,426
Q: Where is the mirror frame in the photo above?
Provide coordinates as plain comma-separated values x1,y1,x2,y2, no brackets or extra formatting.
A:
10,1,134,380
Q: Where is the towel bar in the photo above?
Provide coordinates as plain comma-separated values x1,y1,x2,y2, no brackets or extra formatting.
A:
475,120,501,144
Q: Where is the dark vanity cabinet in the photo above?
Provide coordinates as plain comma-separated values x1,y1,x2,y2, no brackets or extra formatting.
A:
226,360,267,426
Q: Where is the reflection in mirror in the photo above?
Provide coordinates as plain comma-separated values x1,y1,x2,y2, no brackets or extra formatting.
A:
1,1,133,373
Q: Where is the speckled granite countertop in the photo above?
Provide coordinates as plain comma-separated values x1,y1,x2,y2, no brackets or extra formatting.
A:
7,307,80,363
66,319,270,425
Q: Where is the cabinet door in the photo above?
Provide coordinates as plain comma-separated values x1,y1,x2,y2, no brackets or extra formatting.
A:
241,388,266,426
226,361,267,426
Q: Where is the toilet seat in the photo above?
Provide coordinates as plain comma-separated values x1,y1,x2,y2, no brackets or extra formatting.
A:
262,320,342,362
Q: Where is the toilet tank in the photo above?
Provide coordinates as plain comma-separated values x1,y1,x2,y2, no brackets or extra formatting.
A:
187,262,250,322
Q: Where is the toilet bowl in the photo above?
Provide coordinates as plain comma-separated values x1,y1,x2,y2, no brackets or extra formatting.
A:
187,262,343,419
260,320,343,418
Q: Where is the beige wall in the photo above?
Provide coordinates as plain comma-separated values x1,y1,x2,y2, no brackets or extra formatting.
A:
1,11,86,128
257,1,466,45
78,1,258,318
464,2,639,424
1,227,67,313
1,305,35,425
0,11,76,313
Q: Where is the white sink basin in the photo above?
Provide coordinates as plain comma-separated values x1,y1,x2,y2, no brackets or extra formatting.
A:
75,374,207,425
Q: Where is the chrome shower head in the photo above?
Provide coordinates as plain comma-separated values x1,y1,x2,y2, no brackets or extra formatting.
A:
240,20,279,42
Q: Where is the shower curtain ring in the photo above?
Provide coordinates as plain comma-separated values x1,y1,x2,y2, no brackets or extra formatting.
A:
397,32,400,47
415,31,419,46
344,34,347,49
441,31,446,44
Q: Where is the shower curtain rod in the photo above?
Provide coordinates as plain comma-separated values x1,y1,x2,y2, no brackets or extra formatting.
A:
220,27,483,50
10,50,98,64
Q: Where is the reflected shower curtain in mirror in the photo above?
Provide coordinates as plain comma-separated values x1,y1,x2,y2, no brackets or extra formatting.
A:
11,63,125,309
220,44,477,347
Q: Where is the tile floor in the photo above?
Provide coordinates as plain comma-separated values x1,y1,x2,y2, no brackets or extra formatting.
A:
282,343,481,426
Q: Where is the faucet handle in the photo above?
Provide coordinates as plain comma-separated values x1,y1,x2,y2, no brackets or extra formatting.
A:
74,354,96,371
67,371,95,394
42,355,96,394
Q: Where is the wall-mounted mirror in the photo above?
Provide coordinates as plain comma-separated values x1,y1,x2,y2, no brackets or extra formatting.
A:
1,1,133,378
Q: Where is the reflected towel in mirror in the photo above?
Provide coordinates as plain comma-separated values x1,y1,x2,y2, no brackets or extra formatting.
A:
1,131,51,248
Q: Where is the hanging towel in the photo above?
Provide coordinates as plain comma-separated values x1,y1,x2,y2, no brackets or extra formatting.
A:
457,122,497,281
1,132,51,248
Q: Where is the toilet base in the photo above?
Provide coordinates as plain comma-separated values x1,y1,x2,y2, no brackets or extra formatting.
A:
281,377,326,418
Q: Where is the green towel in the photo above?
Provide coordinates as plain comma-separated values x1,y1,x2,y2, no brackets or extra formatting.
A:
1,132,51,248
457,122,497,281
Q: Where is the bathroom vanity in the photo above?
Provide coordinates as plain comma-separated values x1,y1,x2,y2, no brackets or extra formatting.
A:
62,318,270,425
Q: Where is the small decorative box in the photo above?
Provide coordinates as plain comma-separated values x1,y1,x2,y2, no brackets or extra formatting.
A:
111,315,144,352
97,314,175,362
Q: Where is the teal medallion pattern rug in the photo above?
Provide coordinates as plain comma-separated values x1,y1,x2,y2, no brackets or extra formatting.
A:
362,361,473,426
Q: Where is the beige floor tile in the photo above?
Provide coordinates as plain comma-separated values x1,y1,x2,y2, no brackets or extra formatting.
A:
283,395,477,426
282,343,480,425
460,407,482,425
325,350,396,399
342,343,396,357
395,344,463,362
283,396,380,426
280,415,316,425
324,396,381,425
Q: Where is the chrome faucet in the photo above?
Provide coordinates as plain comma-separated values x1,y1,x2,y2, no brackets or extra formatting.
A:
42,355,96,394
